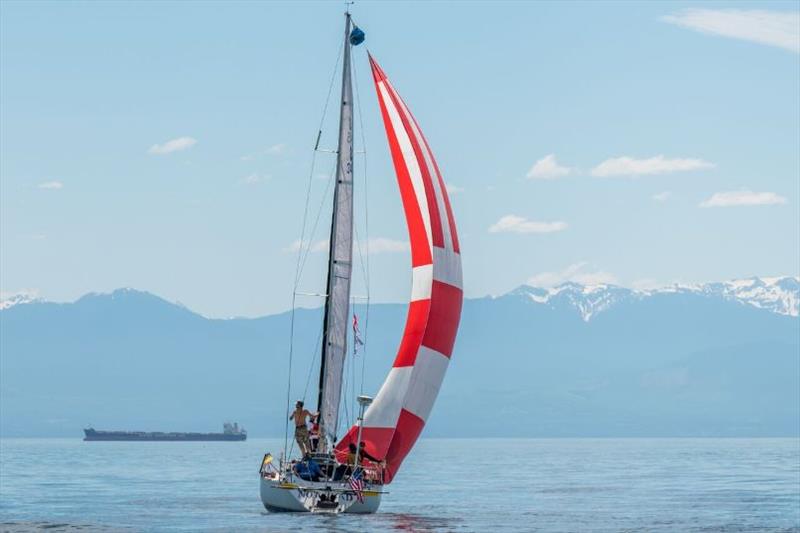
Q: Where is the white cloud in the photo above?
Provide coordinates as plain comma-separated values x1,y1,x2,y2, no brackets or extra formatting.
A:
489,215,568,234
284,239,328,254
241,143,288,161
662,9,800,53
527,262,618,287
631,278,662,290
37,181,63,190
699,190,787,208
652,191,672,202
360,238,410,254
266,143,287,155
446,183,464,194
591,155,714,177
148,136,197,155
311,241,330,253
243,173,269,185
526,154,571,180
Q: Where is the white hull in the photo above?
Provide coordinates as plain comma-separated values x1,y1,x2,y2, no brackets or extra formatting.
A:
260,475,382,513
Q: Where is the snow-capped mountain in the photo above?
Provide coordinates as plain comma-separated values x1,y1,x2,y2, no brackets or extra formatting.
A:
698,277,799,318
512,282,638,321
0,292,39,310
3,277,798,321
511,276,799,321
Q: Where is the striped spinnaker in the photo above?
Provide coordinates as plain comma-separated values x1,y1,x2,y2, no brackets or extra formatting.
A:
336,55,462,484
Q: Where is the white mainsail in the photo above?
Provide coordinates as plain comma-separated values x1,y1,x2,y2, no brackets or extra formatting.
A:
317,13,356,446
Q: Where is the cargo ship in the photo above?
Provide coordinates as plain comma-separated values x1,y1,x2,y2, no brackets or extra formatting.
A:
83,422,246,441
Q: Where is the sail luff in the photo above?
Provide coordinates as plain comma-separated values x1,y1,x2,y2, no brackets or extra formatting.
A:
317,13,355,446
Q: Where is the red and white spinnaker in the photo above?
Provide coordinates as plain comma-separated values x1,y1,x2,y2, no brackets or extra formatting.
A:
336,56,463,484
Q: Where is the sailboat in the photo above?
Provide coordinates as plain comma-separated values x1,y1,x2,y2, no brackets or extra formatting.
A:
259,11,462,514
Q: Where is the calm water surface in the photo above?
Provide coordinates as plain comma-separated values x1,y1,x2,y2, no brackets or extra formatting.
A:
1,438,798,532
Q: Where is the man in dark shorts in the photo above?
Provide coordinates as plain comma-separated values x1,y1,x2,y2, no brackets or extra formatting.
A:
289,400,314,456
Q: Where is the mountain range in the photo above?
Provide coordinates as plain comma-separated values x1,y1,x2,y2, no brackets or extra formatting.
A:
1,277,798,438
512,276,799,321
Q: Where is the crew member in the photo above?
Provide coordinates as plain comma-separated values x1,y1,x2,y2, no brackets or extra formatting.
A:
288,400,314,456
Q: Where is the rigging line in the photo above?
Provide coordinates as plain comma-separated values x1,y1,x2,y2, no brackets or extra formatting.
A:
283,294,296,457
347,301,356,426
351,51,370,291
296,158,338,282
293,39,343,287
346,355,352,430
317,39,345,141
353,336,357,419
284,145,320,459
347,299,358,427
352,219,368,305
344,308,357,431
352,47,371,394
301,323,325,403
292,154,318,291
293,36,343,286
341,358,350,434
283,38,345,458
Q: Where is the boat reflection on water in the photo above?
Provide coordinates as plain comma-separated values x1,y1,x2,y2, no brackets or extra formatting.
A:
380,512,462,532
289,512,462,532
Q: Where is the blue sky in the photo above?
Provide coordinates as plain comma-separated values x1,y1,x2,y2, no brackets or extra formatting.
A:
1,1,798,317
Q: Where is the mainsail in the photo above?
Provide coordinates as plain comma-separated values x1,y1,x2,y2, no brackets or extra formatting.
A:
317,13,356,446
337,55,463,483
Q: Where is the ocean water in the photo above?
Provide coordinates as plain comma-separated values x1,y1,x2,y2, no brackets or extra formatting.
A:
0,438,798,532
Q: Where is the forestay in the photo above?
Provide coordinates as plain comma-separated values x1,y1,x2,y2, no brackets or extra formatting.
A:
336,55,463,484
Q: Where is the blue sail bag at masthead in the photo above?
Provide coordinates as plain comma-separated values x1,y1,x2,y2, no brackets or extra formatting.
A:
350,26,365,46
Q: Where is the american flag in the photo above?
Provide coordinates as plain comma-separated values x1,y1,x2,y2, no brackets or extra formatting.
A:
348,468,365,503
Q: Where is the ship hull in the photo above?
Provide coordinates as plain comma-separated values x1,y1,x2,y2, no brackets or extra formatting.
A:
83,429,246,442
259,476,381,513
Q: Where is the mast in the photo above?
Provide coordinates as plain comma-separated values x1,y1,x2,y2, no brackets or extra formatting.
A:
316,12,355,447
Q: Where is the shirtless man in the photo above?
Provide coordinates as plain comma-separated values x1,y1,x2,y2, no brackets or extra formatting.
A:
289,400,314,456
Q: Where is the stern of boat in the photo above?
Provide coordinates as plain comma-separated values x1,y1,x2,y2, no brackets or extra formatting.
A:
259,470,381,514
